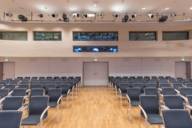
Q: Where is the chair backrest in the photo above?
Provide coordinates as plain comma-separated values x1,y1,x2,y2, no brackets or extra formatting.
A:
144,88,158,96
31,88,44,96
0,111,22,128
4,85,16,91
140,95,160,114
162,88,177,95
164,96,184,109
162,110,192,128
29,96,49,115
187,95,192,106
0,89,9,98
179,87,192,96
159,84,171,88
127,88,141,101
47,88,62,102
173,83,183,89
2,96,24,110
11,88,26,96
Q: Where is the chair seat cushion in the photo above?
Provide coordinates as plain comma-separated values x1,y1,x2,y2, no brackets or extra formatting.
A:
148,114,163,124
49,102,57,107
131,101,140,106
22,115,41,125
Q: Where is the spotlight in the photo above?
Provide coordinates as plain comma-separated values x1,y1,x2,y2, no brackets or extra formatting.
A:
113,13,119,18
38,14,44,18
18,14,28,22
5,12,13,17
159,15,168,22
51,14,57,18
62,13,69,22
148,13,154,19
131,14,136,19
84,14,88,18
122,14,129,22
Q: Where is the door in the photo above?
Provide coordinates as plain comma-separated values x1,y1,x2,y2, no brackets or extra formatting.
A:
3,62,15,79
83,62,108,86
0,63,3,80
175,61,191,79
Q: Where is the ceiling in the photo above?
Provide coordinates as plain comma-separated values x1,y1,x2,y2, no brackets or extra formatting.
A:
0,0,192,14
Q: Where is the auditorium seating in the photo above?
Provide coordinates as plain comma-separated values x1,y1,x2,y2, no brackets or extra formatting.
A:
47,88,63,107
162,110,192,128
163,95,184,109
0,76,81,127
161,87,177,96
139,95,162,124
126,87,141,106
0,111,22,128
22,96,49,125
109,76,192,127
1,96,24,110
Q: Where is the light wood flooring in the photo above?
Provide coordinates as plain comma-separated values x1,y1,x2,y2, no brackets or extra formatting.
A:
26,86,161,128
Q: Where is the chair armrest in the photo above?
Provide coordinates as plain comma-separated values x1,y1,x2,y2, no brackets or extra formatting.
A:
126,94,131,103
161,105,169,110
175,89,180,94
179,94,188,102
26,89,30,93
57,96,63,104
139,105,148,120
67,89,71,96
8,91,13,96
18,105,28,111
40,106,50,122
118,88,122,95
158,88,162,92
186,105,192,110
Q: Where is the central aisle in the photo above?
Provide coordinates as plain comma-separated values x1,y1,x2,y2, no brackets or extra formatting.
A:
29,87,159,128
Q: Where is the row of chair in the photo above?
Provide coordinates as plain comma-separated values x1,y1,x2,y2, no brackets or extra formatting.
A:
0,76,81,128
110,76,192,128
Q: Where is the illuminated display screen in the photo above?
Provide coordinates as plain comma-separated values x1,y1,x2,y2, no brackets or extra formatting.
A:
73,32,118,41
73,46,118,53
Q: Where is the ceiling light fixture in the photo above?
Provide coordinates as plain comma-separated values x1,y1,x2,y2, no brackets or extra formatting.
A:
159,15,168,22
18,14,28,22
164,8,170,11
87,13,96,18
111,4,127,12
4,58,9,62
142,7,146,10
148,13,154,19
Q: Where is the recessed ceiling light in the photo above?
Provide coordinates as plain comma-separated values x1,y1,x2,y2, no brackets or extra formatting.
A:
190,7,192,10
164,8,170,10
93,58,98,62
69,6,79,12
111,4,127,12
94,4,97,7
181,57,185,61
142,7,146,10
37,5,52,12
88,4,101,12
4,58,9,62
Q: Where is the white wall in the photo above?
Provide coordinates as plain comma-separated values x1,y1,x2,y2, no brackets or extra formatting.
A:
4,58,179,78
109,58,175,77
15,60,82,77
0,22,192,58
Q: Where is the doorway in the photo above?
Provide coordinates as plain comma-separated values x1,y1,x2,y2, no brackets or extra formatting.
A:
175,61,191,79
83,62,109,86
3,62,15,79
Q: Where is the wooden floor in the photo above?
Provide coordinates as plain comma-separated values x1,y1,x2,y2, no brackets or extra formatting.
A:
27,86,160,128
